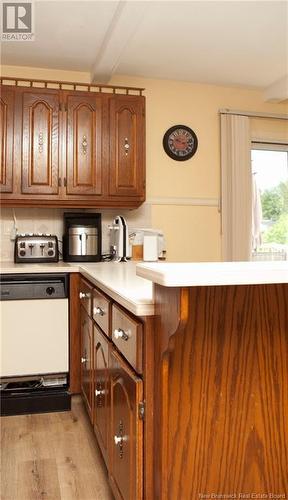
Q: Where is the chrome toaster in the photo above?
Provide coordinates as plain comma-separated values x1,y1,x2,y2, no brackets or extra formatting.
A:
14,234,59,263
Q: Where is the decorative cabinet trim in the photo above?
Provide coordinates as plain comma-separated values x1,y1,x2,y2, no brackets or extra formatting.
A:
1,75,144,95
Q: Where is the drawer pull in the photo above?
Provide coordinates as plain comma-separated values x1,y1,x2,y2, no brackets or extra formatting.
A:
113,328,129,341
81,356,87,364
79,291,90,299
94,306,104,316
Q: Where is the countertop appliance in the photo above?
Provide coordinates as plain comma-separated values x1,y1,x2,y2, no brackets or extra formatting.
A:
63,213,101,262
109,215,130,262
14,234,59,263
0,273,70,416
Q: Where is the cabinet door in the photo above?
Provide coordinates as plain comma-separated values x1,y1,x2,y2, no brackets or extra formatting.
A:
80,307,93,421
109,348,143,500
66,93,102,196
0,87,14,193
109,96,145,198
93,325,110,465
21,90,60,195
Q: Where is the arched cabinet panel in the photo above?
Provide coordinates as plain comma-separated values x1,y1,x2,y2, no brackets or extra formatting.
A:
80,307,93,421
21,91,60,195
93,325,110,466
66,94,102,196
109,348,143,500
109,96,145,198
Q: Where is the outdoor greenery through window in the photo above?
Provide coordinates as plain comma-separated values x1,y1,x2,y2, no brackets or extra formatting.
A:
251,144,288,261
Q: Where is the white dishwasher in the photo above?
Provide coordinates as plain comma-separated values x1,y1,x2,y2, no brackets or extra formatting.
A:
0,273,70,415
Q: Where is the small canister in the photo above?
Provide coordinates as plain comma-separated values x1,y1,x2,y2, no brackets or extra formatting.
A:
143,234,158,261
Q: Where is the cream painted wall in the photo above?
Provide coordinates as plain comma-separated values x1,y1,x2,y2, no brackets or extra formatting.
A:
1,65,287,261
151,205,221,262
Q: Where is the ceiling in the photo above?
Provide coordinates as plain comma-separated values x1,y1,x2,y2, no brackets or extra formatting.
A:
1,1,288,94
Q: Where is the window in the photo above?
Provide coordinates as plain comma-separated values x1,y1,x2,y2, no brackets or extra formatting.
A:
251,143,288,261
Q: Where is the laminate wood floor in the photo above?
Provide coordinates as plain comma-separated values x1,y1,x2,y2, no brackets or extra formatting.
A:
0,396,114,500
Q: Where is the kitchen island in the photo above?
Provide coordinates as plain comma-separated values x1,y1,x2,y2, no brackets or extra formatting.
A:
137,261,288,498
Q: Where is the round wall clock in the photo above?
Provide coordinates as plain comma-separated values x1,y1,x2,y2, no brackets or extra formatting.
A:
163,125,198,161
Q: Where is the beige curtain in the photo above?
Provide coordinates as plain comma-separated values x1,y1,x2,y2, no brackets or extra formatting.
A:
221,114,252,261
250,117,288,143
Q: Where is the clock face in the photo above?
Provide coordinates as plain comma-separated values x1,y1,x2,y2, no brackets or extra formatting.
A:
163,125,198,161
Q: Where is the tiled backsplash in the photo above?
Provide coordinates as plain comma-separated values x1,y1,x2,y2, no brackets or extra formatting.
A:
0,205,151,261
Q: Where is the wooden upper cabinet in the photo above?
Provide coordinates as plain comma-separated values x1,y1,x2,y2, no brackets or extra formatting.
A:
109,96,145,198
66,93,102,196
21,90,60,195
0,88,14,193
109,348,143,500
0,80,145,207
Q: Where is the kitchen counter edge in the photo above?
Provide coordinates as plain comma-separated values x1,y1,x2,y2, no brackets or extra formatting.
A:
136,261,288,287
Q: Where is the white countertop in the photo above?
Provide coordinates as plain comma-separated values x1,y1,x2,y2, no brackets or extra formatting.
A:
79,262,154,316
0,261,154,316
136,261,288,287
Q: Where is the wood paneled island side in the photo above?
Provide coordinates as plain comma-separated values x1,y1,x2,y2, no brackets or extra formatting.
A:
137,262,288,499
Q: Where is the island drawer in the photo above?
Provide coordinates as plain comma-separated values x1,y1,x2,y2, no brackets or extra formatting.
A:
92,288,111,337
111,304,143,374
79,277,93,317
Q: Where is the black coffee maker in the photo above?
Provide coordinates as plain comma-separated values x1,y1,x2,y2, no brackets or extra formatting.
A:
63,213,102,262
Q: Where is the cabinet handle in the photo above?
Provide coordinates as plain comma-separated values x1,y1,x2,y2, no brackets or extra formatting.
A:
124,137,130,156
82,135,88,155
79,291,90,299
114,420,126,458
95,383,105,408
114,435,123,445
81,356,87,364
114,434,127,446
93,306,104,316
113,328,129,341
95,389,106,396
38,132,44,153
114,433,127,459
